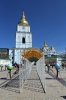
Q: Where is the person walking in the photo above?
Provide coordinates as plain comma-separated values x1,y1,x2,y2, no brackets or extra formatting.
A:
47,63,50,72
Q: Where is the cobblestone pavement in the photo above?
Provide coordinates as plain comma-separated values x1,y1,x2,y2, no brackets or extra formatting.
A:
0,66,66,100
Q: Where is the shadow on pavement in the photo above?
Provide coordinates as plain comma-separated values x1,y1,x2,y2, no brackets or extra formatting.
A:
0,74,20,93
60,96,66,99
46,70,66,87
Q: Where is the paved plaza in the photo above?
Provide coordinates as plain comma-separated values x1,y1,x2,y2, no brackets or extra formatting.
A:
0,66,66,100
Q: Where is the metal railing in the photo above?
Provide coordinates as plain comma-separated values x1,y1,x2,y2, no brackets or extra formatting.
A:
36,55,46,93
19,57,32,93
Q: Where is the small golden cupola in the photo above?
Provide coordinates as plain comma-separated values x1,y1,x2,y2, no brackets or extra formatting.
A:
18,11,29,25
42,41,48,49
50,45,55,51
44,41,48,48
50,46,53,50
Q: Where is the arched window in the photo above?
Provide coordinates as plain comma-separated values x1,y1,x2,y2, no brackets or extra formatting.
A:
22,37,25,43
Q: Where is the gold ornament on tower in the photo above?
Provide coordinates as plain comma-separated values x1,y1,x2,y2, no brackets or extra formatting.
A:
42,41,48,49
44,41,48,47
18,11,29,25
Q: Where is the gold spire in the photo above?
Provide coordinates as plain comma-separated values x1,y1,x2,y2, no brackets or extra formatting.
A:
42,41,48,49
18,11,29,25
44,41,48,47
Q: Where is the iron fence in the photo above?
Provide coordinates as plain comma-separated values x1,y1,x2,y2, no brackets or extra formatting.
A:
36,55,46,93
19,56,32,92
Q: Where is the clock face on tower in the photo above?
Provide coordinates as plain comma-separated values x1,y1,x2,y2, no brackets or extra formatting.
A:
18,25,27,32
22,26,25,32
22,26,25,29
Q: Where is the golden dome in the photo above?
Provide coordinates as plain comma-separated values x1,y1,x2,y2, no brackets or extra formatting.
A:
18,11,29,25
